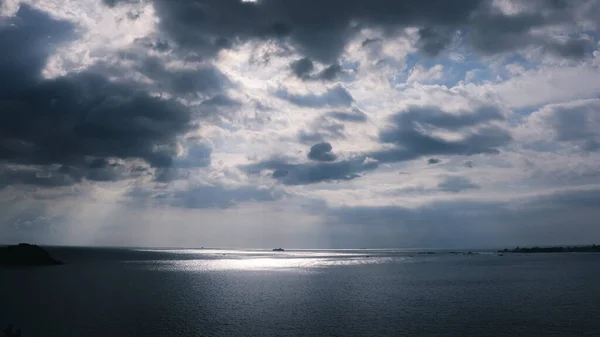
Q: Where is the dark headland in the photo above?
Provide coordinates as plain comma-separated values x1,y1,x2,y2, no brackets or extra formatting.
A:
499,244,600,253
0,243,63,266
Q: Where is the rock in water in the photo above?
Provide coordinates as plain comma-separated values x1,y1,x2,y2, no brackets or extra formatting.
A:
0,243,63,266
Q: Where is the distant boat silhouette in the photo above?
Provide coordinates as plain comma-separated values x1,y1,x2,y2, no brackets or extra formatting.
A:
272,248,284,252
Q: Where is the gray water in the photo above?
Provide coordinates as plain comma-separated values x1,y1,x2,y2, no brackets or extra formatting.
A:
1,247,599,336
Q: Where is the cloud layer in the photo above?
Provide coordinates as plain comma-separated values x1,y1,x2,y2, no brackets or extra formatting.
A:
1,0,600,248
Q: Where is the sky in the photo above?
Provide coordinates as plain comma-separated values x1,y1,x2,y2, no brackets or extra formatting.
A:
1,0,600,249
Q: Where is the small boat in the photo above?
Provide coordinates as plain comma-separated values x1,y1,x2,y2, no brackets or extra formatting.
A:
272,248,284,252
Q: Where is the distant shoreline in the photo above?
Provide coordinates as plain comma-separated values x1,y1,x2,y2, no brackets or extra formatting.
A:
499,245,600,253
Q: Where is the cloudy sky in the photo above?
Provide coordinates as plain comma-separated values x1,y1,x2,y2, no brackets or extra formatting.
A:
1,0,600,248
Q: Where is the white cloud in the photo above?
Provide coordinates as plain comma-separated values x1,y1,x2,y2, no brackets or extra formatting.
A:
470,52,600,108
405,64,444,84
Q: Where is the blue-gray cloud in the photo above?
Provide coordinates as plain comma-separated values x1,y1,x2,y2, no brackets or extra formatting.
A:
290,57,345,81
376,105,510,161
438,176,480,193
248,105,510,185
328,186,600,248
127,183,285,209
131,55,229,96
308,142,337,162
244,156,378,185
290,57,314,79
173,185,284,209
297,117,346,144
276,85,354,108
326,109,368,123
529,99,600,152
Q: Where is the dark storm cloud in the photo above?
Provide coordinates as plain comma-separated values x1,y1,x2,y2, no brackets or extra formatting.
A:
0,71,193,167
467,1,596,59
308,142,337,162
276,85,354,108
438,176,480,193
109,0,597,64
83,159,130,182
428,158,441,165
0,5,74,92
0,160,150,189
0,6,207,187
141,0,482,62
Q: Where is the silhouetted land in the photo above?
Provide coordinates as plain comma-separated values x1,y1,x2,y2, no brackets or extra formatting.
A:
499,244,600,253
3,324,22,337
0,243,62,266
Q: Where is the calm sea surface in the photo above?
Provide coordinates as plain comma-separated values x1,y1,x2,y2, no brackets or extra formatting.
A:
1,247,599,336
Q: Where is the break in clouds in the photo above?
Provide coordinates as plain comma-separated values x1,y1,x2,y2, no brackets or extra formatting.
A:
1,0,600,248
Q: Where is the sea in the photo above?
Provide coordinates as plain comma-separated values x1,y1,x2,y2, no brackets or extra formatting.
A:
1,247,599,337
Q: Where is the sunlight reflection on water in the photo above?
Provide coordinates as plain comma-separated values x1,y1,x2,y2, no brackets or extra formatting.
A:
138,257,400,272
128,249,404,272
